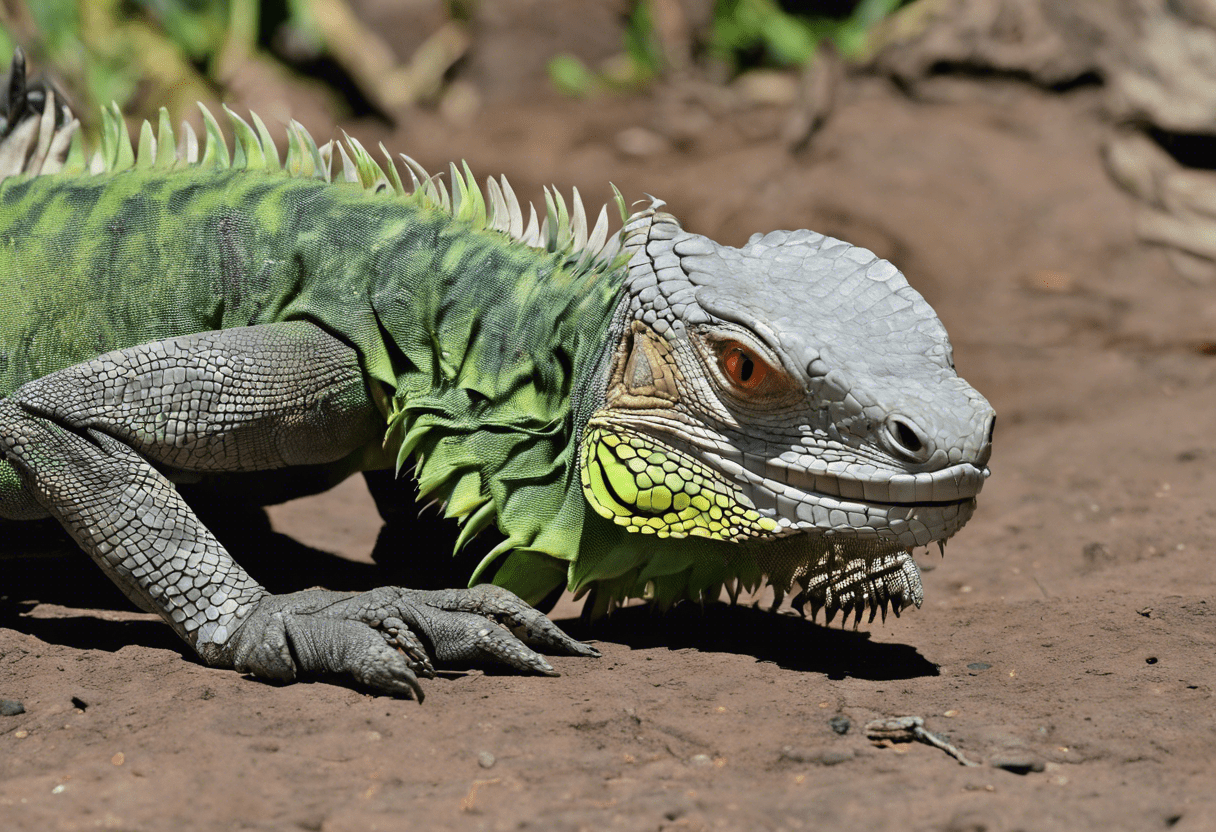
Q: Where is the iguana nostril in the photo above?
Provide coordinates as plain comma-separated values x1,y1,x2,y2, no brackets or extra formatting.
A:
887,417,926,459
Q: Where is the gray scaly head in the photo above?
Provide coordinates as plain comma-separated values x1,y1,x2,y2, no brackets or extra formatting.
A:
579,202,995,625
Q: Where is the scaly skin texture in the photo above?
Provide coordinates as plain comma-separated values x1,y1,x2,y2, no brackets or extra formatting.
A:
562,205,994,621
0,51,994,695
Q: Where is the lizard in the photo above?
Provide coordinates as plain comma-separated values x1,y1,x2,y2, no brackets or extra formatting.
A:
0,52,994,698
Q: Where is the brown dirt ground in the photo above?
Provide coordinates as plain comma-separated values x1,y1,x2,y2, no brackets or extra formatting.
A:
4,21,1216,832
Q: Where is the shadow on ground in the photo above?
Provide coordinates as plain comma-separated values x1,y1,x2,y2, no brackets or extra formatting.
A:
2,502,936,683
562,602,939,681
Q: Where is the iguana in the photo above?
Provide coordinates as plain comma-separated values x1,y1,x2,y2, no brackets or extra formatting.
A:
0,52,994,698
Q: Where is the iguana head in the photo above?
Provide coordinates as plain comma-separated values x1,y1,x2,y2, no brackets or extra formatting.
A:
578,203,994,624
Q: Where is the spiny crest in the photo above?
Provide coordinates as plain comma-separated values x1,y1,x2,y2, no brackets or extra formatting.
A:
0,87,79,179
3,96,626,272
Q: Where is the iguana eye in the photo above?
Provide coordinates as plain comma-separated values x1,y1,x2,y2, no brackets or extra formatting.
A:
721,342,769,390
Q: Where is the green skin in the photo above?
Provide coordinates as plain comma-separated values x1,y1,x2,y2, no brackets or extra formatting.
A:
0,167,617,401
0,165,616,462
0,163,630,694
0,166,771,601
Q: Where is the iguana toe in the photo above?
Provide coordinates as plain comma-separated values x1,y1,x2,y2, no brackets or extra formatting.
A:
224,592,427,699
418,584,601,659
220,586,595,698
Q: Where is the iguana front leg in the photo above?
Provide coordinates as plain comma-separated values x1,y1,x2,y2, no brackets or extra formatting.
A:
0,321,595,697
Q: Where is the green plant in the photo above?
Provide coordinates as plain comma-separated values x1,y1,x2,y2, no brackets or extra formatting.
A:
546,0,663,96
548,0,908,96
711,0,905,68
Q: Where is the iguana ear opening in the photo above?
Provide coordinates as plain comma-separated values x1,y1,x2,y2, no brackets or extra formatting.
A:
624,331,656,388
606,321,680,409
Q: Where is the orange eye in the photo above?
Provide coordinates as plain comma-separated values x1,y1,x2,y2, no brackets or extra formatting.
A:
721,343,769,390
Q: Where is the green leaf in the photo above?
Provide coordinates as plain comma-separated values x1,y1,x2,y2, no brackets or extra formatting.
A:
547,55,595,97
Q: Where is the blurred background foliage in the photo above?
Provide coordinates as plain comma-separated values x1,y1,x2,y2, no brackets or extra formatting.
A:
0,0,911,131
709,0,907,66
2,0,282,129
549,0,910,96
0,0,476,132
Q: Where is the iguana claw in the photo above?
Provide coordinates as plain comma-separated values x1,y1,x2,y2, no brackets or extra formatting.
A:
220,585,597,700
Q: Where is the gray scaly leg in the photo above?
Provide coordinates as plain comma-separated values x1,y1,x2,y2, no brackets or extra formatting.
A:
0,321,595,696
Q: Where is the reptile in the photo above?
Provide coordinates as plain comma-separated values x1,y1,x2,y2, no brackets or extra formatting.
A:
0,52,994,698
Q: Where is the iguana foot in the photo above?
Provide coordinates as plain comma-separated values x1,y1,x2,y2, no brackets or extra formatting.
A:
220,585,598,700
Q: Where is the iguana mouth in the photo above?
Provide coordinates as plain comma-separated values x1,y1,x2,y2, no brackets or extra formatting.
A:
726,450,988,507
693,447,985,619
690,447,985,548
578,423,976,623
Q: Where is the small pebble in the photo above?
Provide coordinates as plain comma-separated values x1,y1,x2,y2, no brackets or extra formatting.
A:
690,753,713,767
989,752,1046,775
967,662,992,672
477,751,496,769
733,70,799,106
817,750,853,766
1,699,25,717
829,716,851,735
780,747,854,766
1022,270,1076,293
615,127,670,158
780,747,813,763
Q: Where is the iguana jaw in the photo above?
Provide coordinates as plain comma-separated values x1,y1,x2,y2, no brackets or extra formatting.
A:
705,446,985,545
583,413,984,544
580,413,983,623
